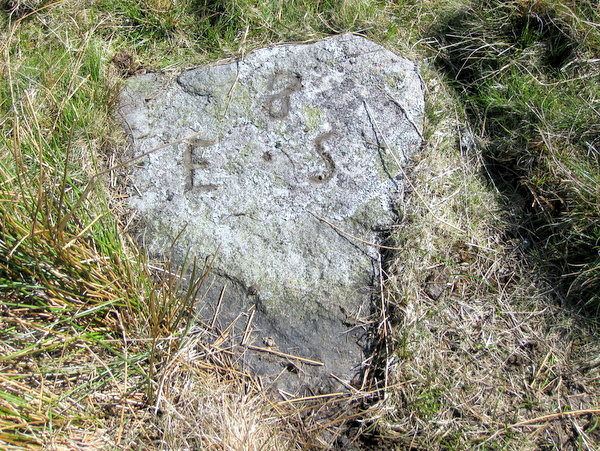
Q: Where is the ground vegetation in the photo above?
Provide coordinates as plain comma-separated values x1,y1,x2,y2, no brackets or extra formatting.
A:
1,0,598,449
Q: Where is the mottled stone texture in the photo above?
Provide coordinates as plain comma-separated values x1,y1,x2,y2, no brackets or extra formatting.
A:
119,34,424,394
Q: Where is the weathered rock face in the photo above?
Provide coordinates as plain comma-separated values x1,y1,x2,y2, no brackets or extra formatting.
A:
119,34,424,394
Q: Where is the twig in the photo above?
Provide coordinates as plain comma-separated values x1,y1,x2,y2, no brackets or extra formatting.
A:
509,409,600,429
530,351,552,389
240,306,255,346
330,373,359,393
210,285,226,330
213,313,244,349
378,252,390,399
246,345,324,366
572,420,594,451
308,211,401,250
306,406,381,434
275,392,348,405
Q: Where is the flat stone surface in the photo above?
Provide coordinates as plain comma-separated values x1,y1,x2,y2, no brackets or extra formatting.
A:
119,34,424,394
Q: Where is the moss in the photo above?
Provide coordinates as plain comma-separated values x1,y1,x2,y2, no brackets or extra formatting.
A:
301,105,325,132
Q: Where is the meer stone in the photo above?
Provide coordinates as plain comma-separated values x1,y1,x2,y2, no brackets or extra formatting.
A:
119,34,424,394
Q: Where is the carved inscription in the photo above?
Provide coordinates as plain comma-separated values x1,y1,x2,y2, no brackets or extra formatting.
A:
183,138,216,192
309,131,336,183
262,71,337,184
264,73,301,119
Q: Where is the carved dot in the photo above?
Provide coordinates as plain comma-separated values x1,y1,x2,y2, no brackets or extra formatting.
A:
262,152,273,162
285,362,299,374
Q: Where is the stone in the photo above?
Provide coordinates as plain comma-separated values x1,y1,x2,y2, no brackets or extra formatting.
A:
119,34,424,394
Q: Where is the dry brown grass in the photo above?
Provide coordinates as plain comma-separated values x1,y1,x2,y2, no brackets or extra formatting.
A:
139,327,294,450
126,319,384,450
366,63,600,450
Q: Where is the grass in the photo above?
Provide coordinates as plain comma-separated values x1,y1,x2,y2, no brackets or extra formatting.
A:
0,0,599,449
372,71,600,447
0,4,216,447
430,0,600,310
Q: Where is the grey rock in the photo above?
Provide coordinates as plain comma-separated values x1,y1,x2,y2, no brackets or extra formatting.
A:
119,34,424,394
